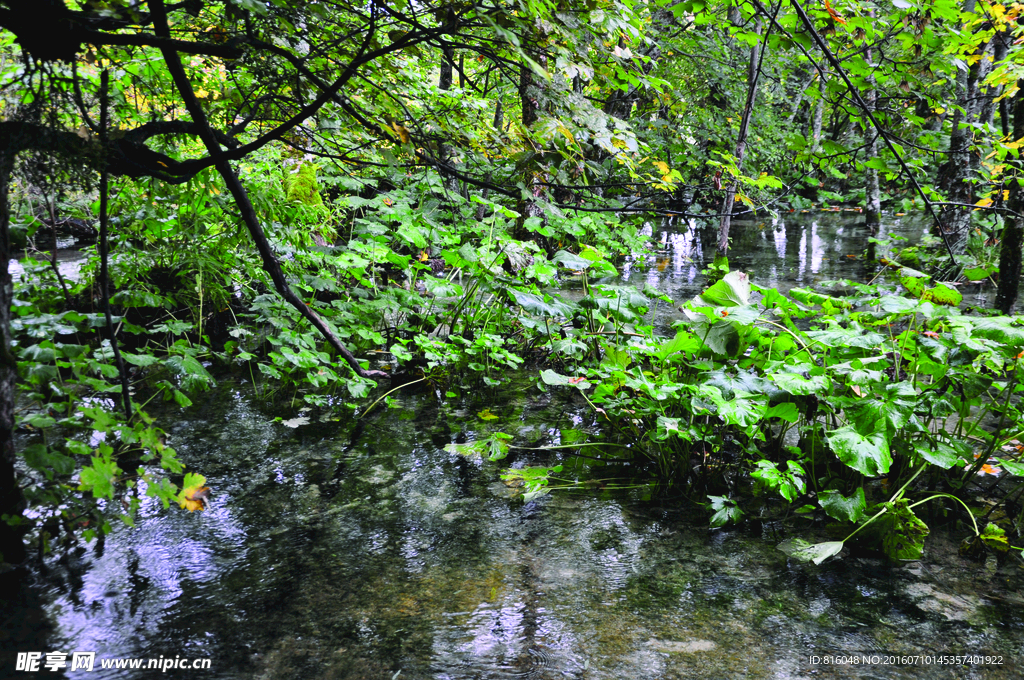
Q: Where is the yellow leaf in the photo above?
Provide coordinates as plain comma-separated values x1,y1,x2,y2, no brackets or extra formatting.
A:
654,160,669,175
477,408,499,421
179,485,210,512
392,121,410,143
975,198,993,207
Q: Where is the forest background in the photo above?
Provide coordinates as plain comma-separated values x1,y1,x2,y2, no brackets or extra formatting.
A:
2,0,1024,568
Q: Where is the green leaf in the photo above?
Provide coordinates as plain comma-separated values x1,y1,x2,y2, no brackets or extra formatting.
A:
510,289,574,317
1000,460,1024,476
963,267,994,281
708,495,744,527
921,283,962,306
501,465,562,502
79,454,121,499
879,500,930,560
827,425,892,476
789,287,851,309
22,443,75,477
980,523,1009,552
654,330,699,361
122,352,160,367
699,271,750,306
777,538,844,565
552,250,594,270
764,402,800,422
771,370,829,396
539,369,590,389
914,441,963,470
700,320,740,356
818,488,867,523
716,393,767,428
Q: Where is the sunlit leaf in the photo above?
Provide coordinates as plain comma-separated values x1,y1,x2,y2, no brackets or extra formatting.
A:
777,538,844,565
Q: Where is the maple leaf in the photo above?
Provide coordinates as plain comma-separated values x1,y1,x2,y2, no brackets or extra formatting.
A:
178,472,211,512
824,0,847,25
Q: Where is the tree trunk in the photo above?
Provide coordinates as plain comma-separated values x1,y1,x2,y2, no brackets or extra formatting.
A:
978,30,1008,133
936,0,981,254
493,100,503,131
519,58,537,127
0,151,27,566
717,17,764,253
863,17,881,260
439,46,454,91
810,63,829,154
995,82,1024,313
786,71,814,127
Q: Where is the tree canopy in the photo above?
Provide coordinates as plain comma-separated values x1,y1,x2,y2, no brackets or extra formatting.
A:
5,0,1024,566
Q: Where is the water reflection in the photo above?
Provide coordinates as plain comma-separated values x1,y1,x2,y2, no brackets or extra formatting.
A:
3,376,1022,680
9,248,88,284
618,212,936,330
3,213,1020,680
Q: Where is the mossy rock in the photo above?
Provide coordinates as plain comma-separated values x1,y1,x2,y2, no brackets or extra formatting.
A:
284,162,324,206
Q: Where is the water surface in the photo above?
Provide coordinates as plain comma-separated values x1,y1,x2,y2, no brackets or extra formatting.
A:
2,213,1020,679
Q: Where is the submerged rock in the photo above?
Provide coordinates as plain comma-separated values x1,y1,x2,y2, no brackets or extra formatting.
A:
648,638,717,654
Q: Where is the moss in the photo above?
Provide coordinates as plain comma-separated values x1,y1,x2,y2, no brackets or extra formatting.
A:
284,162,324,206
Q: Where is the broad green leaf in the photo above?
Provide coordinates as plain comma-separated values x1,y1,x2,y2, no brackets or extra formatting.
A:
717,394,767,428
818,488,867,523
654,330,699,361
764,402,800,422
122,352,160,367
789,287,851,309
922,283,962,306
510,290,574,317
999,460,1024,476
966,316,1024,348
913,441,962,470
771,371,829,396
699,271,750,307
963,267,994,281
980,523,1009,552
708,495,744,527
879,500,930,560
539,369,591,389
698,320,740,356
552,250,594,270
22,443,75,477
806,326,886,349
777,538,844,565
828,425,892,476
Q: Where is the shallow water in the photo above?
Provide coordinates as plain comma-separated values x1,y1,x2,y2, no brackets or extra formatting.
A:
2,213,1021,679
616,212,994,329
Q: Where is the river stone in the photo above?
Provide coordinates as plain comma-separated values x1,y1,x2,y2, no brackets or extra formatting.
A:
648,639,717,653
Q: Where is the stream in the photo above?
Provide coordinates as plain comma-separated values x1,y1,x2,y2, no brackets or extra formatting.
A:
3,213,1022,679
